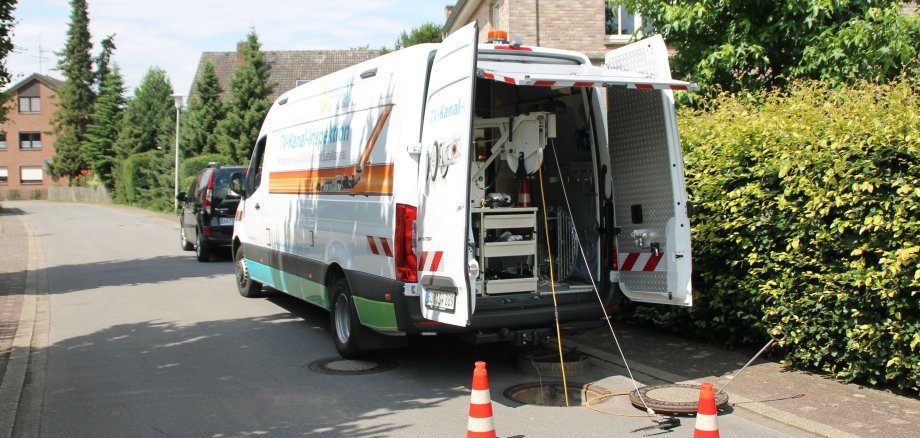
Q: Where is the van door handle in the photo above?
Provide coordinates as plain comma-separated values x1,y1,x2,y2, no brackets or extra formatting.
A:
254,203,260,210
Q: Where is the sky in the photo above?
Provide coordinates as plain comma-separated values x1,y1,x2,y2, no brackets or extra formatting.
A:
7,0,451,95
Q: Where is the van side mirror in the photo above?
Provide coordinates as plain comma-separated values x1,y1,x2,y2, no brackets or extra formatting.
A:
229,173,245,198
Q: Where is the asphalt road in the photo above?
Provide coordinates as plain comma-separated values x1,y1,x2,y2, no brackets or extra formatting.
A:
9,201,792,437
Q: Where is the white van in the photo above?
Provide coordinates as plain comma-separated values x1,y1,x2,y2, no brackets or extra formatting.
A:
231,23,695,358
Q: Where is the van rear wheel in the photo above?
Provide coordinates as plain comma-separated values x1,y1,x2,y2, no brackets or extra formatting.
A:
330,277,366,359
235,245,262,298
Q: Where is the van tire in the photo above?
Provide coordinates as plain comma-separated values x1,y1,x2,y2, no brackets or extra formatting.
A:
180,226,194,251
235,245,263,298
195,230,211,262
330,277,366,359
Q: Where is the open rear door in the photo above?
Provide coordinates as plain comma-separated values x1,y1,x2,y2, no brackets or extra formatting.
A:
605,36,693,306
416,22,478,327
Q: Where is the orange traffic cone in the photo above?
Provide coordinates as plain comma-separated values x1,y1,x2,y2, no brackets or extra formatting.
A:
693,382,720,438
467,361,496,438
517,178,532,207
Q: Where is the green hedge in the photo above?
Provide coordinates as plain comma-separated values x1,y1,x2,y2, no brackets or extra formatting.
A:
122,151,173,212
625,78,919,391
179,153,233,192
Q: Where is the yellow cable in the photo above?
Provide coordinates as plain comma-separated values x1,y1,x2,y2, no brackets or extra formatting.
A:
537,167,569,407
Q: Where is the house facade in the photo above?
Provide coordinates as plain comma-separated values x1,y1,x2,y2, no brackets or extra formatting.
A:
443,0,648,64
0,73,62,200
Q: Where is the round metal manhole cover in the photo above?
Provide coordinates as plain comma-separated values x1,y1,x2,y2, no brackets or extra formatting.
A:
307,357,397,375
629,384,730,414
504,381,611,407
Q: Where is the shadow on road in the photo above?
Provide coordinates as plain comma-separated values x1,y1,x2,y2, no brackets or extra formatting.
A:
35,293,521,437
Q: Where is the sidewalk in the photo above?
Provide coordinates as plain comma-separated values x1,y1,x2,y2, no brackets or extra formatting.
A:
565,323,919,437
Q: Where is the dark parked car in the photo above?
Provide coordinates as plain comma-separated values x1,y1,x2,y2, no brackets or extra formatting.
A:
177,163,246,261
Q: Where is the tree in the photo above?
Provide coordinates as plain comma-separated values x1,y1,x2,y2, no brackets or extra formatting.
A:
83,63,125,190
623,0,919,95
113,67,175,202
181,60,225,157
48,0,95,184
795,3,920,86
0,0,17,124
380,22,442,54
215,29,274,164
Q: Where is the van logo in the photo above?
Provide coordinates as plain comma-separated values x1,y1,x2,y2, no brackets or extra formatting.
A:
367,236,393,257
429,99,464,122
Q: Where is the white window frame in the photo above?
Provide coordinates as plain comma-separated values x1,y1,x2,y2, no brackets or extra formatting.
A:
19,132,42,150
0,166,8,185
605,2,646,43
20,166,43,185
18,97,41,113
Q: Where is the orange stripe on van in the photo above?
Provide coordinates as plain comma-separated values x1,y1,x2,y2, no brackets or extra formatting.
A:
268,163,395,195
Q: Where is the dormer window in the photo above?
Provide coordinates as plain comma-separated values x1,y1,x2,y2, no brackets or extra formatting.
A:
19,96,41,113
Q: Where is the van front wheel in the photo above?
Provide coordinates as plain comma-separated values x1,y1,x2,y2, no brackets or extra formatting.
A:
330,277,366,359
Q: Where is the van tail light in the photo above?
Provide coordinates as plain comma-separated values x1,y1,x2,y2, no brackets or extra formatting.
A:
395,203,418,283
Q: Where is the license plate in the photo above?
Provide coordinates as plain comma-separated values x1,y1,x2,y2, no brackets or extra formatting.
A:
425,289,456,312
219,217,235,226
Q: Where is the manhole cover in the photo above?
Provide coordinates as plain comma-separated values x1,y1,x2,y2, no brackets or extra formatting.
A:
504,381,610,407
307,357,397,375
516,348,591,377
629,384,730,414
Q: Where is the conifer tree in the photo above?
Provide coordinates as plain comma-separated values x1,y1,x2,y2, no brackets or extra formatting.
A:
83,64,125,190
216,30,274,164
112,67,175,202
48,0,95,184
0,0,18,123
181,60,225,157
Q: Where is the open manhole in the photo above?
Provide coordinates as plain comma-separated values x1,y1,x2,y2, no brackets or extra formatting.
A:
307,357,397,375
504,381,611,407
629,384,730,414
516,348,591,377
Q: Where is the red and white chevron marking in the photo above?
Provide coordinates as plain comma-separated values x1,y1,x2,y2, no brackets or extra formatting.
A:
366,236,393,257
618,252,665,272
480,70,690,90
418,251,444,272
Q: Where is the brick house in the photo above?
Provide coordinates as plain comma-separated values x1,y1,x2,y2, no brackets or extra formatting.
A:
189,45,381,103
0,73,63,200
443,0,649,64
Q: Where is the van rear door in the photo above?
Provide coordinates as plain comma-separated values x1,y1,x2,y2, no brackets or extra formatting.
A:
605,36,692,306
474,36,694,306
416,22,478,327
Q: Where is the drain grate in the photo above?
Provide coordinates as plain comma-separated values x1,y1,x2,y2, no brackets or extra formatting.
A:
629,384,730,414
307,357,397,375
504,381,611,407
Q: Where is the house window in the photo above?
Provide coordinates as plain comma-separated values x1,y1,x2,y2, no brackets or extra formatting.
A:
0,167,7,184
491,0,504,29
20,166,44,185
605,2,649,39
19,132,42,150
18,97,41,113
0,132,6,150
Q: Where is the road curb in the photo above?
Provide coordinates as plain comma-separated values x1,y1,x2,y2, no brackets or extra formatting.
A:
565,337,861,438
0,215,48,438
